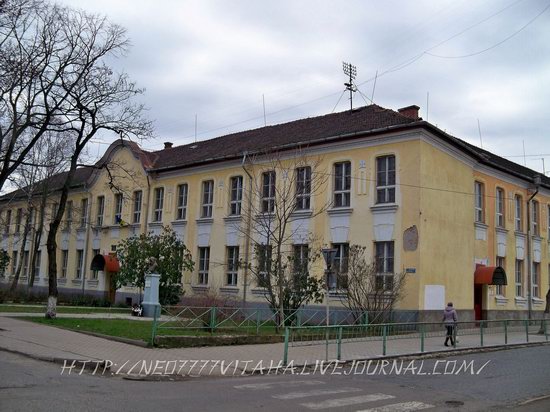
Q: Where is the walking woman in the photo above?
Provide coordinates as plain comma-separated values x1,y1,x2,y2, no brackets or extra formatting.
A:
442,302,458,346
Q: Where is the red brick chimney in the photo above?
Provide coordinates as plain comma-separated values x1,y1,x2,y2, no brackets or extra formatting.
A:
164,142,173,149
398,105,420,120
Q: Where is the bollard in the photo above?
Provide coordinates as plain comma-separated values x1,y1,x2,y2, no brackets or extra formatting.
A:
480,320,484,347
504,320,508,345
525,319,529,343
420,325,425,353
382,325,387,356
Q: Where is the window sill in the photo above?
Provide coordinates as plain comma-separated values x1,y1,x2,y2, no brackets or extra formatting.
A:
191,284,210,291
171,220,188,226
290,209,313,219
87,279,99,288
327,207,353,216
515,231,526,238
76,227,87,233
58,278,67,285
71,279,82,285
220,286,239,294
371,203,398,213
474,222,489,229
495,227,508,234
532,297,545,306
328,290,348,299
148,222,164,226
251,288,268,296
495,295,508,305
224,215,242,223
196,218,214,224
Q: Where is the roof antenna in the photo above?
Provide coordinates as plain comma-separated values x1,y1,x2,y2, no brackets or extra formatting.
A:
370,69,378,104
542,158,546,175
342,61,357,112
477,119,483,149
262,94,267,126
194,114,198,143
523,140,526,166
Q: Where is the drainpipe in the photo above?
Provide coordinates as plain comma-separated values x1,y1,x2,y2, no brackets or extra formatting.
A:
241,152,254,306
527,174,541,321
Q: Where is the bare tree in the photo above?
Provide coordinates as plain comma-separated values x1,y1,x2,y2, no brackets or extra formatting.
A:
338,245,406,324
240,151,329,329
40,6,153,318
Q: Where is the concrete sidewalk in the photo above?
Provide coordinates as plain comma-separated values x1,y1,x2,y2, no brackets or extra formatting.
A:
0,316,548,379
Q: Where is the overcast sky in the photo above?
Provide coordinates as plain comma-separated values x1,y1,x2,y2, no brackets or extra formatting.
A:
60,0,550,176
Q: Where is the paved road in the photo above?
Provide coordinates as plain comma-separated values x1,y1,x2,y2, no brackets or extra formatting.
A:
1,345,550,411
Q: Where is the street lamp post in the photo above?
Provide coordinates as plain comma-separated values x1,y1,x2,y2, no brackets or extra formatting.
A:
322,248,337,362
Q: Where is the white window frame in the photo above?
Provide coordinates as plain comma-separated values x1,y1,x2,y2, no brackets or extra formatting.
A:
496,256,505,296
376,155,396,204
34,250,41,279
61,250,68,278
226,246,239,286
515,259,523,297
153,187,164,222
198,247,210,285
257,244,272,288
96,196,105,227
201,180,214,218
333,162,351,208
22,251,29,277
474,181,484,223
229,176,243,216
532,262,539,298
4,210,11,234
261,171,276,213
295,167,311,211
114,193,123,224
532,200,539,236
133,191,142,224
76,249,84,279
496,188,505,228
515,195,522,232
375,241,395,291
79,198,88,228
292,244,309,277
330,243,349,290
176,184,188,220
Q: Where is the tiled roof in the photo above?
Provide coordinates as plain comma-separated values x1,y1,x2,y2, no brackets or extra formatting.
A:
148,104,417,171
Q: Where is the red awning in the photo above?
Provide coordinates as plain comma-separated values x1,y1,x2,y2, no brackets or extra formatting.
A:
90,254,120,273
474,265,507,285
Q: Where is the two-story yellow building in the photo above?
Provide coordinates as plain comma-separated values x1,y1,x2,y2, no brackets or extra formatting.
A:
1,103,549,321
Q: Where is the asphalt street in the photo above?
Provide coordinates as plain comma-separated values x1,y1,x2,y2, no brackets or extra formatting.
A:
1,345,550,411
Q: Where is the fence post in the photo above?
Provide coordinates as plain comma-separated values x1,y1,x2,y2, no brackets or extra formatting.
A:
420,324,425,352
382,324,387,356
480,320,484,347
504,320,508,345
150,305,159,347
283,327,289,366
525,319,529,343
209,307,217,332
296,309,302,327
337,327,343,361
256,309,261,335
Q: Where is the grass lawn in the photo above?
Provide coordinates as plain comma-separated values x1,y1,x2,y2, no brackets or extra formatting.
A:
23,317,283,343
0,304,129,314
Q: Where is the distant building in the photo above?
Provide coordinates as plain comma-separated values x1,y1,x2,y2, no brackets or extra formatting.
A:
1,104,549,321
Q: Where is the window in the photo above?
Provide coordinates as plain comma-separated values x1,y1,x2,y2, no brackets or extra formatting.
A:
333,162,351,208
133,191,142,223
64,201,73,230
532,200,540,236
295,167,311,210
76,250,84,279
79,198,88,228
496,188,505,228
515,259,523,297
22,251,29,278
496,256,505,296
198,247,210,285
11,251,17,276
61,250,68,278
33,251,41,279
15,208,22,233
474,181,485,223
91,249,100,280
376,155,396,204
375,241,395,290
176,184,188,220
532,262,540,298
153,187,164,222
261,171,276,213
96,196,105,227
515,195,523,232
257,244,272,288
114,193,123,224
226,246,239,286
330,243,349,289
201,180,214,218
4,210,11,234
292,244,309,282
229,176,243,216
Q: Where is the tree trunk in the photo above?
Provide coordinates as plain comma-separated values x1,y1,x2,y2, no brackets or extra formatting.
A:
9,210,32,292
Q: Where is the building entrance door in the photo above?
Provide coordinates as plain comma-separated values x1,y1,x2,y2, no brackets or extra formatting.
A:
474,284,483,320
